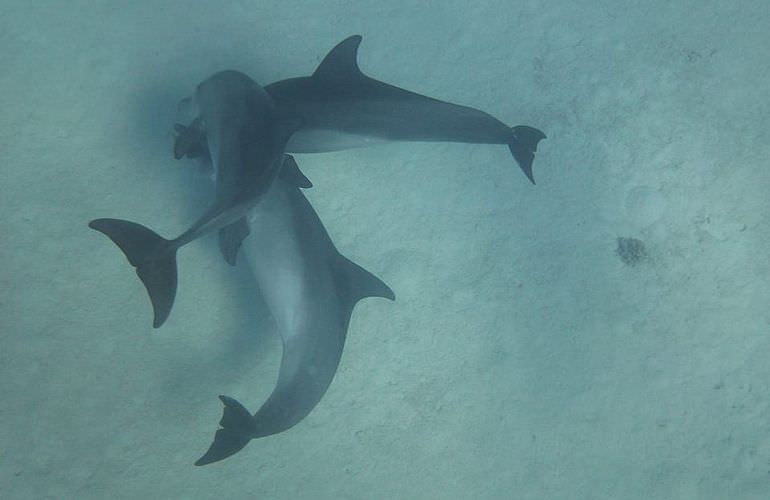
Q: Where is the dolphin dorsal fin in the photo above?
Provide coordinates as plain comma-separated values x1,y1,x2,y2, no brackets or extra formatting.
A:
334,254,395,306
312,35,364,84
279,155,312,188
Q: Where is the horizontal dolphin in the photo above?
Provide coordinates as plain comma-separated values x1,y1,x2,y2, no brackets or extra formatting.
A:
89,70,301,328
264,35,546,183
194,173,394,466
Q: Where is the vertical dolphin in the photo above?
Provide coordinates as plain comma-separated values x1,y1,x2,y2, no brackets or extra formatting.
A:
89,71,301,328
194,174,394,466
264,35,546,183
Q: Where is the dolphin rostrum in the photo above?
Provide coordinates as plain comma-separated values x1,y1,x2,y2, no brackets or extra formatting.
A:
264,35,546,184
89,70,301,328
194,173,395,466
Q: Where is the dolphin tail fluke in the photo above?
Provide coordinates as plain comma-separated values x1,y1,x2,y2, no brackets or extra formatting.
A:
280,154,313,189
195,395,255,466
508,125,547,185
88,218,178,328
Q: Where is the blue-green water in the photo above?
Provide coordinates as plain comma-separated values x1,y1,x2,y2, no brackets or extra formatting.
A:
1,1,769,498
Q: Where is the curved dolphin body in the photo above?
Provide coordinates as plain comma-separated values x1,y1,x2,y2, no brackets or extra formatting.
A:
194,175,394,466
264,35,546,184
89,71,301,328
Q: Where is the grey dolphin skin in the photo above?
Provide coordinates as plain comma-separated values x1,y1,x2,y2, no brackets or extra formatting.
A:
194,175,394,466
89,71,301,328
265,35,546,184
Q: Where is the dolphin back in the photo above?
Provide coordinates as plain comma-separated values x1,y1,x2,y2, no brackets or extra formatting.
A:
266,35,547,183
194,183,394,466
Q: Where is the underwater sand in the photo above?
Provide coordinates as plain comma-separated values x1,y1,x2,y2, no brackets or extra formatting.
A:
1,1,769,498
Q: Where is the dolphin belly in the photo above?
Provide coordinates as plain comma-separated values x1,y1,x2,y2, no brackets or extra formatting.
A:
286,127,389,153
241,180,347,436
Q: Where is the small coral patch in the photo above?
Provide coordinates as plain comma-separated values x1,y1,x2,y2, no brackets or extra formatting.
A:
616,237,647,266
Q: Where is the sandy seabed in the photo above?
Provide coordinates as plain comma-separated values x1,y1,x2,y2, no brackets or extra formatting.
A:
1,1,769,498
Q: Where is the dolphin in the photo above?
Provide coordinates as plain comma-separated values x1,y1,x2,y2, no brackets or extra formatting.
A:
263,35,546,184
194,173,395,466
89,70,301,328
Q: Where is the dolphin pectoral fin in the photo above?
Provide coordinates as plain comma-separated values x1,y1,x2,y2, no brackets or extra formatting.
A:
177,96,194,118
508,125,547,185
312,35,365,84
279,154,312,188
173,117,206,160
195,395,255,466
334,254,396,304
88,218,178,328
218,218,250,266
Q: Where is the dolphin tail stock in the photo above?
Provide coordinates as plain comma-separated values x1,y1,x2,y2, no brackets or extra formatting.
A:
88,218,178,328
508,125,547,185
195,395,256,466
